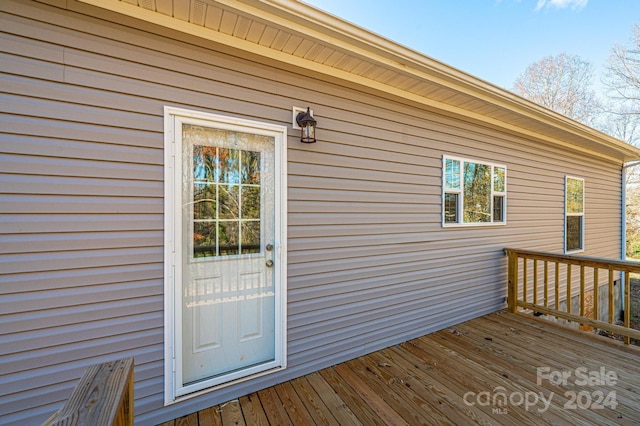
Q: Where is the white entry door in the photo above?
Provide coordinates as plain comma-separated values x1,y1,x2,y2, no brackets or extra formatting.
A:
165,108,287,399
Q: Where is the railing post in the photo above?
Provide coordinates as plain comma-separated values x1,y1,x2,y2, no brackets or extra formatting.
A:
507,250,518,313
43,357,134,426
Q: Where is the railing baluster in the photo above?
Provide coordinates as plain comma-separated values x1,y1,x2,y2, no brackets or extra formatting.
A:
580,265,585,317
593,268,599,322
608,269,614,325
507,250,518,313
567,264,572,314
624,272,631,345
555,262,560,311
523,258,528,304
533,259,538,306
544,261,549,308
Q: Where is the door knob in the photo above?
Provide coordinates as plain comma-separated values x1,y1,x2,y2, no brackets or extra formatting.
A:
266,260,274,267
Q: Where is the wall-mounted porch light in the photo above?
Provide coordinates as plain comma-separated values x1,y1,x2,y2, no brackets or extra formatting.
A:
295,107,317,143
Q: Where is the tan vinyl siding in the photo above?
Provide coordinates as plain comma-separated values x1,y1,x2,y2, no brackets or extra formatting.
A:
0,1,623,424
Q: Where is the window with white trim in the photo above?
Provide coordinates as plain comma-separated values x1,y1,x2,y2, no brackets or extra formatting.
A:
443,156,506,226
565,176,584,252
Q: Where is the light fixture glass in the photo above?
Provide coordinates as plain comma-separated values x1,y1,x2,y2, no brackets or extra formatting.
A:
295,107,317,143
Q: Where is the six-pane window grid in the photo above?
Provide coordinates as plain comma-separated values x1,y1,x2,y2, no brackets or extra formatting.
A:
192,145,262,257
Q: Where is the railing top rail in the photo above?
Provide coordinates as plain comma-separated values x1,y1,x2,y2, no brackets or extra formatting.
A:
504,248,640,272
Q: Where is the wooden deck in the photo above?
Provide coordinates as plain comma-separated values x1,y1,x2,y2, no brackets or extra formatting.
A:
160,311,640,425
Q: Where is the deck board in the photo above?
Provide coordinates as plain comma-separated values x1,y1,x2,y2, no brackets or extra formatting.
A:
163,311,640,425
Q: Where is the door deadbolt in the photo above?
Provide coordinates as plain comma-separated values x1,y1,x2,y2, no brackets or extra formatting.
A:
265,243,273,251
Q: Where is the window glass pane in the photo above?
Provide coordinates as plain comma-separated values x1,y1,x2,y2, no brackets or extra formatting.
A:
463,162,491,223
241,150,261,184
493,195,505,222
241,186,260,219
445,159,460,190
219,148,240,184
241,221,261,254
193,222,216,258
193,183,216,220
218,221,239,255
566,178,584,214
219,185,239,219
444,193,458,223
193,145,217,182
494,167,505,193
566,216,583,251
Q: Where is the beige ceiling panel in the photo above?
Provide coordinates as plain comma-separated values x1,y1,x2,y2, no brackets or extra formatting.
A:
258,26,279,47
334,55,360,72
232,15,252,39
203,4,223,30
385,73,413,89
190,0,206,25
292,38,316,58
322,50,345,68
301,42,325,61
172,0,189,20
281,34,304,55
349,60,375,76
313,46,336,63
374,69,400,85
218,10,238,35
334,56,363,73
270,30,291,51
154,0,172,15
245,21,267,43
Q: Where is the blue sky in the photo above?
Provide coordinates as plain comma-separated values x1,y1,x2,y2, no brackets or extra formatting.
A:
304,0,640,92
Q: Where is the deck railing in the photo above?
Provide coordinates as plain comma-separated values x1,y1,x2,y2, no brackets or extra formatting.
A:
42,357,134,426
505,248,640,344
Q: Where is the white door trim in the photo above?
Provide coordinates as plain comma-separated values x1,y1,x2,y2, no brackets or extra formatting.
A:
163,106,287,404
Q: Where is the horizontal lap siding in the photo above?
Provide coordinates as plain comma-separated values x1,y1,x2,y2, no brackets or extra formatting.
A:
0,1,622,424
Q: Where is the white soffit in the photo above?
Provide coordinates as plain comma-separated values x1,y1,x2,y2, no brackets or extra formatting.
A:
76,0,640,162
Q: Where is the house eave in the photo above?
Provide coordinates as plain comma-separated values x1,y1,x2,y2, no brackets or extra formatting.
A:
75,0,640,163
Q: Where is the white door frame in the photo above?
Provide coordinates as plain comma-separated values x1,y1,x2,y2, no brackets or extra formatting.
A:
163,106,287,404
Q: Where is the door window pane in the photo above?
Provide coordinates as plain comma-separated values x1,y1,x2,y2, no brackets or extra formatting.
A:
241,221,261,254
219,148,240,184
193,222,216,258
241,186,260,219
186,125,263,258
218,221,239,256
242,151,261,184
194,184,217,220
219,185,240,219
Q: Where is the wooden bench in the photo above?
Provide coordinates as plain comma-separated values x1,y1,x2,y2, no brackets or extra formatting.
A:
42,357,134,426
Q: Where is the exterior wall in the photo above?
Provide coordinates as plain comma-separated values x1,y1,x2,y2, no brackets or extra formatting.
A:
0,1,623,424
